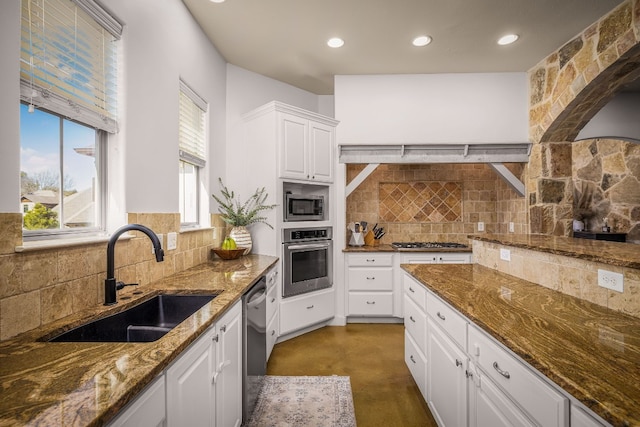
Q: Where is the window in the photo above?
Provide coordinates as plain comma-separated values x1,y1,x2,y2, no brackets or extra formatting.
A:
19,0,121,238
178,80,207,227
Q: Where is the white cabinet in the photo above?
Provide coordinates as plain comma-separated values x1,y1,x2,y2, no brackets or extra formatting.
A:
571,405,609,427
107,375,166,427
402,252,472,264
468,325,568,427
266,266,279,360
427,317,468,427
279,111,335,182
280,288,334,335
468,362,535,427
166,301,242,427
215,302,242,427
347,253,394,317
403,274,428,399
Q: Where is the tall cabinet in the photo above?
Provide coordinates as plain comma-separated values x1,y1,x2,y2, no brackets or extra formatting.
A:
229,101,339,340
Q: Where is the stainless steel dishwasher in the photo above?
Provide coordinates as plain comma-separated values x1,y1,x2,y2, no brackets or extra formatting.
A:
243,276,267,422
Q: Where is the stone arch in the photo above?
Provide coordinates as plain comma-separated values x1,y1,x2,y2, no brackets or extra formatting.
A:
526,0,640,238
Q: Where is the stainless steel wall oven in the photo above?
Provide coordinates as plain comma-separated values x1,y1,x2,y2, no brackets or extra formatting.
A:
282,226,333,298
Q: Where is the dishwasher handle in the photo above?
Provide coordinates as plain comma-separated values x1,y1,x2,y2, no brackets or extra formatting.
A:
245,277,267,307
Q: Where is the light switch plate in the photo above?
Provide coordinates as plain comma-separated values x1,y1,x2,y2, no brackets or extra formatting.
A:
167,232,177,251
477,222,485,232
509,222,515,232
500,248,511,261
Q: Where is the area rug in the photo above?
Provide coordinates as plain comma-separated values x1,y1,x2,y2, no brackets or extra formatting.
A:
245,375,356,427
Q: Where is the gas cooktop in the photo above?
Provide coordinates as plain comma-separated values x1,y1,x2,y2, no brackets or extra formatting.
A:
391,242,469,250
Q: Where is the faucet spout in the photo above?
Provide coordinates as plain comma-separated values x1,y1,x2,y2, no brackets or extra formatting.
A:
105,224,164,305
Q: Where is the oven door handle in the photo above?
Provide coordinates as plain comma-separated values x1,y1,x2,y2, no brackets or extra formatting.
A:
286,243,330,250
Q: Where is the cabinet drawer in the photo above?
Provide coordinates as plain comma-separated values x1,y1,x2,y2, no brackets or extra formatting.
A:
403,274,427,309
348,267,393,291
267,311,279,360
469,326,568,427
404,296,426,353
266,281,278,324
348,292,393,316
426,292,467,350
347,253,394,267
405,330,427,400
280,289,334,335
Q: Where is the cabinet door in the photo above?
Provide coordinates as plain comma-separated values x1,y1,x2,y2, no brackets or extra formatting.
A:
308,121,333,182
427,319,467,427
279,113,308,180
216,302,242,427
107,375,166,427
166,328,215,426
571,405,608,427
468,363,535,427
405,330,427,399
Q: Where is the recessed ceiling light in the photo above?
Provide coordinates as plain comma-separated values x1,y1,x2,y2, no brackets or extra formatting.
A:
497,34,519,45
327,37,344,48
412,35,432,47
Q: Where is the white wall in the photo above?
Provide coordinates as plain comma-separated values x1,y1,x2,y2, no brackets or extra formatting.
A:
104,0,227,216
0,1,22,213
334,73,528,145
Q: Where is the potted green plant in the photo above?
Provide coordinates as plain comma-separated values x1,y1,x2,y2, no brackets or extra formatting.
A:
212,178,276,254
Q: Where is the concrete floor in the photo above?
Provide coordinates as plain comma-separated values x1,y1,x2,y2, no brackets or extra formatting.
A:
267,323,438,427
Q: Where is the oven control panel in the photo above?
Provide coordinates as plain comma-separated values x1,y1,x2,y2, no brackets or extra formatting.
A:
283,226,332,242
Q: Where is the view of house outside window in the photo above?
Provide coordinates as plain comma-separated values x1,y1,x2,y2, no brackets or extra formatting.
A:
20,104,99,232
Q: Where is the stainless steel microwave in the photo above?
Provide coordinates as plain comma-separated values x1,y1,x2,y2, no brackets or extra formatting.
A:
284,194,325,221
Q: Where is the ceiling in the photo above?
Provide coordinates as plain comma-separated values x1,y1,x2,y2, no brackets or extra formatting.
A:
182,0,625,95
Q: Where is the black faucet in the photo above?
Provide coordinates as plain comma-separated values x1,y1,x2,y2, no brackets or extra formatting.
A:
104,224,164,305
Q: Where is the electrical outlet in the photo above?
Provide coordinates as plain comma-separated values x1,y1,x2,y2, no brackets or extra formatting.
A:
500,248,511,261
152,234,163,254
509,222,515,233
167,232,177,251
598,269,623,292
212,228,217,241
477,222,485,232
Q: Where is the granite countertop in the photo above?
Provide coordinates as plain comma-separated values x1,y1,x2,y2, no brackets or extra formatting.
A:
470,233,640,269
0,254,278,427
402,263,640,427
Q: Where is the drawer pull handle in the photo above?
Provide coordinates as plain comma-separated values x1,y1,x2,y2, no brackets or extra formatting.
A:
437,312,446,321
409,287,415,293
409,316,415,322
307,305,315,309
456,359,463,367
220,325,226,333
212,334,219,343
465,370,473,379
366,276,375,280
410,355,416,364
271,330,276,336
493,361,511,379
366,301,376,305
271,298,276,303
366,259,375,262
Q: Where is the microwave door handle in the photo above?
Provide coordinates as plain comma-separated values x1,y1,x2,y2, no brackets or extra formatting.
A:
286,243,330,250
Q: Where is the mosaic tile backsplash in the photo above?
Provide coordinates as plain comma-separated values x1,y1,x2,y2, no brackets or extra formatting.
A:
379,181,462,223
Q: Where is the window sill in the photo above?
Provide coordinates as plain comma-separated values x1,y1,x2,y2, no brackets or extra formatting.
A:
16,234,132,253
179,226,213,234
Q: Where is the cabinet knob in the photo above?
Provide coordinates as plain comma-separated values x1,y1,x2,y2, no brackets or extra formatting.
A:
493,361,511,379
271,297,276,303
271,330,276,336
220,325,227,333
456,359,463,367
212,334,219,342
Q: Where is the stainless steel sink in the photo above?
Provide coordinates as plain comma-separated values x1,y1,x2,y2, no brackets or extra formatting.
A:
46,294,218,343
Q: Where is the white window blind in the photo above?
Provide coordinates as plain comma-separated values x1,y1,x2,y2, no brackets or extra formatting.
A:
20,0,122,133
179,80,207,167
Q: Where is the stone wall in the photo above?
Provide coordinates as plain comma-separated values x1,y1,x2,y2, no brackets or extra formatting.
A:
0,212,227,340
346,163,527,244
527,0,640,237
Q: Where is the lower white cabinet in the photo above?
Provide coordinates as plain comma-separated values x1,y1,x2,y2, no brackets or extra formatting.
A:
166,301,242,427
468,362,535,427
427,318,468,427
403,272,574,427
107,375,166,427
347,253,394,317
571,405,609,427
280,288,334,335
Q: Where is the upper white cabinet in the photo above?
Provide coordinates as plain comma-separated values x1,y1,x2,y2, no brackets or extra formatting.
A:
242,101,338,185
280,113,335,182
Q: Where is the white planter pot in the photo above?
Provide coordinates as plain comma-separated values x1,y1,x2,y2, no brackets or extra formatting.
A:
229,226,252,255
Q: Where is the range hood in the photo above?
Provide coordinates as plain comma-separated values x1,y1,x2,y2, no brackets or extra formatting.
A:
575,91,640,143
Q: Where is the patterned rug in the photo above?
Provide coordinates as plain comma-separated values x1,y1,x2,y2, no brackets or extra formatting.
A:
245,376,357,427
